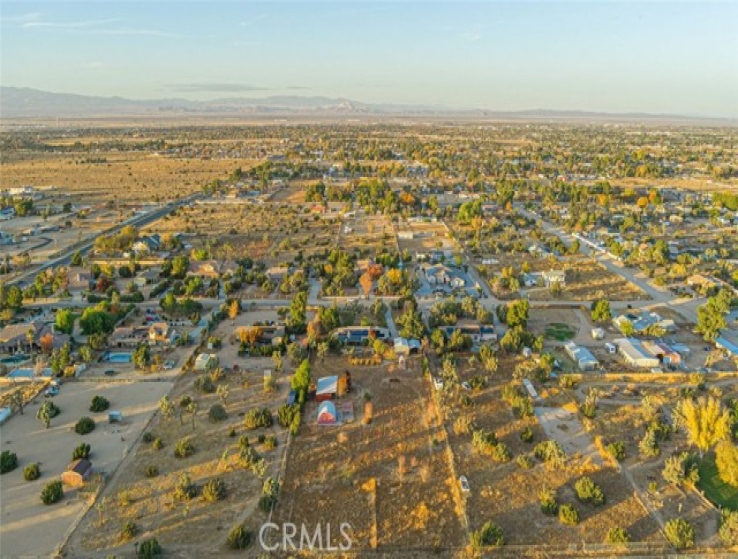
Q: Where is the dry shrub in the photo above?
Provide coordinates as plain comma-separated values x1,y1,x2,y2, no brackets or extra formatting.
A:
419,464,431,483
398,455,407,477
337,432,348,444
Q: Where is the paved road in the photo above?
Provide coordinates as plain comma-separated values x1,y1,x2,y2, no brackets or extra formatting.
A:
514,205,703,325
6,195,200,287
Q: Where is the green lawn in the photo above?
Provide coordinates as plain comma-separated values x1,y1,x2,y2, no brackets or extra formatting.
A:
544,322,576,341
698,453,738,511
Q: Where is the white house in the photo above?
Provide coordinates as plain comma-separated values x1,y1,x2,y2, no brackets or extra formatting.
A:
542,270,566,287
614,338,660,369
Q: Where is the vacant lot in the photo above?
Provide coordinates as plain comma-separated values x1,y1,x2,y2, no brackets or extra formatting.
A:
273,356,466,553
0,380,172,558
67,352,288,557
1,154,249,203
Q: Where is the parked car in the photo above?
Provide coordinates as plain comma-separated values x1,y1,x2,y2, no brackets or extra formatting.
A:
44,386,59,398
104,369,116,376
461,381,471,391
163,360,176,370
459,475,470,493
433,377,444,390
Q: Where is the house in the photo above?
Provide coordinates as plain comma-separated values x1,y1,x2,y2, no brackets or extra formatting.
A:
542,270,566,287
316,376,338,402
194,353,218,372
67,268,92,299
110,327,144,348
613,312,675,335
61,459,93,487
522,273,539,288
0,320,45,354
266,266,289,281
132,234,161,254
528,244,550,258
563,341,599,371
134,268,160,289
317,400,338,424
187,260,238,280
393,337,421,355
615,338,661,369
334,326,391,345
716,334,738,358
149,322,176,346
642,341,682,367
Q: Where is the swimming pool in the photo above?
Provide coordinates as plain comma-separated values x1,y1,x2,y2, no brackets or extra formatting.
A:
8,368,53,379
105,352,133,363
0,354,30,365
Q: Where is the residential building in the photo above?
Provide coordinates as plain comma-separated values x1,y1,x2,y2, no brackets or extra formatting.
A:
615,338,660,369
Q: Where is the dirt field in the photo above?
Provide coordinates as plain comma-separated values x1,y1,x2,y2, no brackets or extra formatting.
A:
1,154,252,203
272,355,467,553
0,380,172,558
339,212,397,257
396,219,453,256
146,202,338,267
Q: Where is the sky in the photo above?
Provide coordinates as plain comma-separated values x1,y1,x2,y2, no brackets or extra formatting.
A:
2,1,737,117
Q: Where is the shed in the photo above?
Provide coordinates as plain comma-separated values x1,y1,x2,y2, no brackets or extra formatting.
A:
591,327,605,340
317,401,338,425
62,459,92,487
316,375,338,402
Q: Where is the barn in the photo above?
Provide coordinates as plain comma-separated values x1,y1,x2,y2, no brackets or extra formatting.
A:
61,459,93,487
317,401,338,425
316,376,338,402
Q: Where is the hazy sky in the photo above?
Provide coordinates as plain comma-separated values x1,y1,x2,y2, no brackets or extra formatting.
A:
2,1,737,117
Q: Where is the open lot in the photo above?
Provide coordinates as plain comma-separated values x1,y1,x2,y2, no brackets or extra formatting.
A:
273,356,467,552
0,380,172,558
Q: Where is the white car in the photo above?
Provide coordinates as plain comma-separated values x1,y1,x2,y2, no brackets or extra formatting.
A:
461,381,471,391
459,475,470,493
163,360,176,370
433,377,444,390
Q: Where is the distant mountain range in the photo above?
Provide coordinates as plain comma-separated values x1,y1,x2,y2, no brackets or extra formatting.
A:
1,86,732,123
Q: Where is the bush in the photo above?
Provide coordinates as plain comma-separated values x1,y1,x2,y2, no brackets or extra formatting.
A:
491,442,512,463
605,527,631,544
664,518,695,550
208,404,227,422
257,434,266,444
558,504,580,525
470,521,505,548
539,486,558,515
277,404,300,428
227,523,252,549
719,510,738,546
519,427,534,443
40,479,63,505
202,477,227,502
24,462,40,481
0,450,18,474
174,438,194,458
89,395,110,412
121,521,138,540
179,395,192,408
75,416,96,435
172,473,197,501
534,440,566,470
152,437,163,450
263,435,278,450
662,452,700,488
72,443,91,460
238,446,260,469
516,455,533,469
142,431,154,443
145,465,158,478
244,408,273,430
194,374,215,394
228,426,237,437
606,441,625,461
258,477,279,512
574,476,605,506
138,537,162,558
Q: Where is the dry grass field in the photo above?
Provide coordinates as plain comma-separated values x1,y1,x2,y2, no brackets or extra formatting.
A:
272,356,467,553
1,154,254,203
66,355,289,557
339,212,397,257
146,203,339,267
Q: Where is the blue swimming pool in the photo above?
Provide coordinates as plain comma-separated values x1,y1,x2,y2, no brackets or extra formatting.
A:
8,368,53,379
105,352,133,363
0,354,29,365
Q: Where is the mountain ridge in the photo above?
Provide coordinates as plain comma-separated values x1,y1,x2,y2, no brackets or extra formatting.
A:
1,86,733,123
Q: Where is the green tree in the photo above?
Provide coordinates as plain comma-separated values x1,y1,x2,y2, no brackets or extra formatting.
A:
664,518,694,550
590,299,612,322
55,309,76,335
696,296,728,341
132,344,151,370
